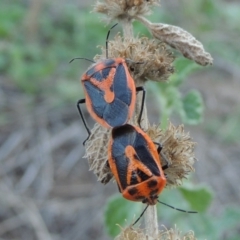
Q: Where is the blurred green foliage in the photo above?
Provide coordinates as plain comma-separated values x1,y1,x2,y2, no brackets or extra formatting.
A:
105,185,240,239
0,1,108,105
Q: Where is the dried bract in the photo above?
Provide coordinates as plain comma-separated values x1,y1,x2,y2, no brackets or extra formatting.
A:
84,119,195,187
94,0,160,22
137,16,213,66
147,123,196,187
83,123,112,184
159,226,196,240
115,225,196,240
115,226,146,240
95,34,174,84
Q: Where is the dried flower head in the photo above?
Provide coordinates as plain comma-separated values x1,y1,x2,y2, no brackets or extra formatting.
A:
94,0,160,22
84,120,195,187
147,123,196,187
94,34,174,84
83,123,112,184
115,225,196,240
137,16,213,66
159,225,196,240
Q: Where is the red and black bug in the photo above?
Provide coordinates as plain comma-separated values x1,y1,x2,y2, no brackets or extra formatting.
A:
108,124,167,205
71,24,145,139
108,123,197,225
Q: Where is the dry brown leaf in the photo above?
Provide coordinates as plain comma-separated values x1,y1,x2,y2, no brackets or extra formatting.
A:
137,16,213,66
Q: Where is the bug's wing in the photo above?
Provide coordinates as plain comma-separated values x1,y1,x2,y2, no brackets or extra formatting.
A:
113,63,132,106
83,81,106,117
111,125,137,189
133,132,161,177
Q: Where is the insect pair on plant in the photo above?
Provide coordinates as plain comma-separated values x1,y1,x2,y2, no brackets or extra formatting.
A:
71,24,197,225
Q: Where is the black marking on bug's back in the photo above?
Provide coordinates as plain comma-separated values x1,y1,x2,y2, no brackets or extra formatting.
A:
130,168,150,185
85,59,115,77
147,179,158,189
113,154,129,190
133,132,161,176
101,67,113,80
104,99,129,127
128,187,138,196
112,125,137,149
104,59,115,66
137,169,150,182
89,67,113,82
84,81,105,117
113,64,132,106
130,169,139,185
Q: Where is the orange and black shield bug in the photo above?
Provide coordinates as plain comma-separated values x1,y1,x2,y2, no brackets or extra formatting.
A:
108,124,167,205
71,24,144,133
80,57,136,128
108,124,197,225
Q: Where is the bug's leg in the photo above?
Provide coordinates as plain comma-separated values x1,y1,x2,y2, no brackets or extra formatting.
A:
77,99,91,145
154,141,162,153
161,152,170,170
132,204,149,226
136,86,146,129
153,141,170,170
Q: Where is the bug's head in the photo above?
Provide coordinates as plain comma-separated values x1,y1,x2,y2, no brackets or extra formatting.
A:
142,193,158,205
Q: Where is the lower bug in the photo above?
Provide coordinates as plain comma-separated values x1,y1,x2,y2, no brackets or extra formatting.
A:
108,124,168,205
108,124,197,225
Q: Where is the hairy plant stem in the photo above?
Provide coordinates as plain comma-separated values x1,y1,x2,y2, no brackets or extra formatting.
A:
121,18,159,239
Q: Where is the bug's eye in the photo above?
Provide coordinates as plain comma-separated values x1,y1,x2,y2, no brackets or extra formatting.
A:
130,66,135,71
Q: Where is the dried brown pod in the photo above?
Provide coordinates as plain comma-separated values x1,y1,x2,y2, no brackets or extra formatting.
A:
94,0,160,22
94,34,174,84
137,16,213,66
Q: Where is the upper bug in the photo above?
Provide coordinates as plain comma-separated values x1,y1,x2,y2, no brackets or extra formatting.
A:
72,24,138,130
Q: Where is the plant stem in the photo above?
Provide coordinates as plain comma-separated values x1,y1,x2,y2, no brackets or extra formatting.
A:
121,17,159,238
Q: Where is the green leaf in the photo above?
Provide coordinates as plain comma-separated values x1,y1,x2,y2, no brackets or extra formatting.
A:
179,184,213,213
171,58,200,86
181,90,204,125
104,194,142,237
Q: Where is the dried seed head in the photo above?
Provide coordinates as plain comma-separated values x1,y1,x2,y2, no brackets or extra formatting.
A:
137,16,213,66
159,225,196,240
94,0,160,22
115,225,196,240
94,34,175,84
83,123,113,184
147,123,196,187
115,226,146,240
84,119,195,187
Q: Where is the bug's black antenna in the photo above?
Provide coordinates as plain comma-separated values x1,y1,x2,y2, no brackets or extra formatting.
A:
69,58,95,64
106,23,118,59
132,204,149,226
157,200,197,213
